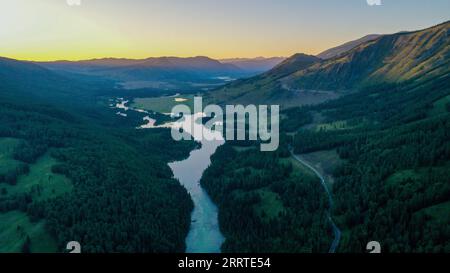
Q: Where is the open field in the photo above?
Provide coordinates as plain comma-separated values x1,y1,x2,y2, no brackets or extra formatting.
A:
0,138,23,179
385,165,450,230
315,120,349,131
225,155,321,225
386,164,449,187
0,153,73,201
298,149,345,186
0,210,58,253
417,201,450,223
254,189,284,221
282,157,316,178
0,138,21,156
0,150,72,253
430,94,450,116
252,156,321,222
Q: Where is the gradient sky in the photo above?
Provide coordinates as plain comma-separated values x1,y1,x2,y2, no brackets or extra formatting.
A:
1,0,449,61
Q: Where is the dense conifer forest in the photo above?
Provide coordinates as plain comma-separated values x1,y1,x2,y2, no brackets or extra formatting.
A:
0,76,197,252
201,144,333,253
286,75,450,252
200,22,450,253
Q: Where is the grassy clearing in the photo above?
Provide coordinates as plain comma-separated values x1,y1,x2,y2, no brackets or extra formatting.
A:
386,165,449,225
254,189,284,221
429,94,450,116
417,201,450,223
0,153,73,201
385,164,448,187
298,150,344,186
0,138,21,156
0,210,58,253
0,138,23,176
385,169,418,186
131,94,195,113
316,120,349,131
251,155,323,221
0,151,71,253
282,157,316,178
228,152,320,223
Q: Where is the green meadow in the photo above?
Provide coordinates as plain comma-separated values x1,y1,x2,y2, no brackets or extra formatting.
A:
0,210,57,253
430,94,450,116
0,138,72,252
0,138,23,178
254,189,285,221
252,156,321,223
0,152,73,202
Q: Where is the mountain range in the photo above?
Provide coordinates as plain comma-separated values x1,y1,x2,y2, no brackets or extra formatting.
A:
203,21,450,253
219,57,285,74
0,55,288,104
31,56,284,91
1,21,448,106
206,21,449,107
37,56,242,89
0,57,96,103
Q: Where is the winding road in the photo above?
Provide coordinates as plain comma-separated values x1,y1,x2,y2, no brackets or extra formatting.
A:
290,150,341,253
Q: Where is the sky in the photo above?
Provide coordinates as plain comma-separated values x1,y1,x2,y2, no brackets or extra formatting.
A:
0,0,449,61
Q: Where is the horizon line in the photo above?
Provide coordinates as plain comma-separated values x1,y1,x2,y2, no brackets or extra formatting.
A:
4,20,448,63
0,54,289,63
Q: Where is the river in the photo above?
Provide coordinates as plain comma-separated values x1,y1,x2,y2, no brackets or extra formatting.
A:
114,99,225,253
166,113,225,253
116,98,339,253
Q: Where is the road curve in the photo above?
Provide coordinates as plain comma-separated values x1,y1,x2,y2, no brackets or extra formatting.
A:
290,150,341,253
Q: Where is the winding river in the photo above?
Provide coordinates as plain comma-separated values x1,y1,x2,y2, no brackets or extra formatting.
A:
166,113,225,253
114,99,225,253
115,98,340,253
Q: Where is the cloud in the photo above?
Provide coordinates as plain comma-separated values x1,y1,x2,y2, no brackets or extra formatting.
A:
367,0,382,6
67,0,81,6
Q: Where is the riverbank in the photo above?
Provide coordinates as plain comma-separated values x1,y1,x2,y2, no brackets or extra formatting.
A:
113,98,225,253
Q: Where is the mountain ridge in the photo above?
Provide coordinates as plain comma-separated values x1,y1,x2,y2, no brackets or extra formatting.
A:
285,21,449,91
206,21,450,108
35,56,250,89
316,34,382,60
0,57,85,100
219,57,286,74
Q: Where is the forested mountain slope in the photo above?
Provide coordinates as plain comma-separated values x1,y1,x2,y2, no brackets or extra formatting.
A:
201,145,333,253
207,21,449,107
316,34,382,60
286,72,450,252
285,21,449,91
0,59,197,252
0,57,109,104
202,21,450,253
205,54,321,106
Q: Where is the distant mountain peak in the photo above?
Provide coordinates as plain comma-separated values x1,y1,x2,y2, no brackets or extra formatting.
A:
267,53,320,77
219,57,286,74
317,34,383,60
